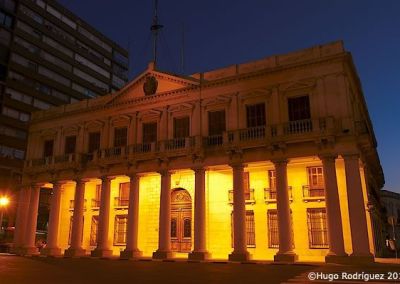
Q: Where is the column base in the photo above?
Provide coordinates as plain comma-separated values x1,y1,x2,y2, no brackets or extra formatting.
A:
348,253,375,264
152,250,175,260
120,249,143,259
19,247,39,256
188,251,211,261
91,248,113,258
40,247,62,257
64,247,86,257
274,252,298,262
10,246,23,255
325,254,349,264
228,251,251,262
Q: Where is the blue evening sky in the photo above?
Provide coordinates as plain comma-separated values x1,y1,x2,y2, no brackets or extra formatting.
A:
59,0,400,191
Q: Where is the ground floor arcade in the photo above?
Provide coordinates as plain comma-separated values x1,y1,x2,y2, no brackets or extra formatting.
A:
14,154,375,263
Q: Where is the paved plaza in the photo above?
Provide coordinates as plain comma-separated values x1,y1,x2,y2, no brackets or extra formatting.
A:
1,254,400,284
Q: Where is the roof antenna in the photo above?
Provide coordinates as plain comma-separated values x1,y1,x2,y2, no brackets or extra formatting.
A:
151,0,163,68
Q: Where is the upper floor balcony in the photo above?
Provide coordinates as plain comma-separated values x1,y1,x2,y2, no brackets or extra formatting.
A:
24,116,338,173
302,185,325,202
228,188,255,205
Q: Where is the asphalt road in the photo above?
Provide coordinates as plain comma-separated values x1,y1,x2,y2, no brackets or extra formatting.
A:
1,254,400,284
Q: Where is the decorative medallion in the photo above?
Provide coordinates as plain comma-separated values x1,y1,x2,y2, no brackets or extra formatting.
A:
143,75,158,96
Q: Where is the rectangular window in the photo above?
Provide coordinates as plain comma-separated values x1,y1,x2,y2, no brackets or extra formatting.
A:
268,170,276,189
0,10,14,28
208,110,225,136
64,135,76,154
114,127,127,147
112,74,125,89
243,171,251,200
288,96,310,121
307,208,328,248
91,184,101,208
246,103,266,128
142,122,157,143
88,132,100,152
114,215,128,245
231,210,256,248
307,167,324,189
0,124,27,139
90,216,99,246
173,116,190,138
117,182,129,206
43,139,54,157
267,210,295,248
267,210,279,248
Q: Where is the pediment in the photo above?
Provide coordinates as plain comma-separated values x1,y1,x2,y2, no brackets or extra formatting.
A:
40,128,57,137
85,120,105,131
280,79,316,92
106,65,199,105
63,125,80,136
202,95,232,107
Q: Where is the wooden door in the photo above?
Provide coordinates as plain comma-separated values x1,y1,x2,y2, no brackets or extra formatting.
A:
171,188,192,252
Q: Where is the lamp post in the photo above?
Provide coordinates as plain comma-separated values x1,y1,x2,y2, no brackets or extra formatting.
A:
0,196,10,233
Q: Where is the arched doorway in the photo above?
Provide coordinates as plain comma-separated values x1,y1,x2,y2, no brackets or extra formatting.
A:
171,188,192,252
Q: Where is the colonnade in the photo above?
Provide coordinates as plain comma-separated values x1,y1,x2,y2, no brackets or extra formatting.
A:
14,154,374,262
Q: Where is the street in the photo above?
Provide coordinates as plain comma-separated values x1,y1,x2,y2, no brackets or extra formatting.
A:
1,254,400,284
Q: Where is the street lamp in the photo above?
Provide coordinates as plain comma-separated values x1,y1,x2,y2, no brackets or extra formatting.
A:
0,196,10,232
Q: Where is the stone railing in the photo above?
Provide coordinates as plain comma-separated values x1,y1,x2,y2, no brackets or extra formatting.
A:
264,186,293,202
302,185,325,202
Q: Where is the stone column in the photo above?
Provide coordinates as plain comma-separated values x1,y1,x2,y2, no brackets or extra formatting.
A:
13,187,31,254
91,176,114,258
189,167,210,260
65,179,87,257
41,181,64,256
153,170,174,259
121,173,142,259
21,184,41,255
273,159,298,262
228,164,250,261
320,155,348,263
343,154,374,263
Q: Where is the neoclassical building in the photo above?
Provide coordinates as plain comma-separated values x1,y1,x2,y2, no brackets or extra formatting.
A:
13,41,384,263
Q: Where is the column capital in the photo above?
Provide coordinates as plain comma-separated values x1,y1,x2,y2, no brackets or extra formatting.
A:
319,154,338,163
51,180,66,187
32,183,45,190
230,163,246,170
271,158,288,166
100,176,115,183
127,172,139,179
342,153,360,161
158,169,171,177
192,167,206,174
74,178,90,185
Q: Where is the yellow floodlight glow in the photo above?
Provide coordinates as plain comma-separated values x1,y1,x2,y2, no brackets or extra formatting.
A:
0,196,10,207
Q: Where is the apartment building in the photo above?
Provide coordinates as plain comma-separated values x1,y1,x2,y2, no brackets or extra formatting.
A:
0,0,129,225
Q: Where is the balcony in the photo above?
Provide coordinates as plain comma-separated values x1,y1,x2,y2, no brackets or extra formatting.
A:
114,197,129,208
204,135,223,147
23,116,339,174
302,185,325,202
69,199,87,210
264,187,293,203
228,188,255,204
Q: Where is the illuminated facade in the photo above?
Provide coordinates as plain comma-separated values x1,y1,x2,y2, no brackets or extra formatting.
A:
14,41,384,263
